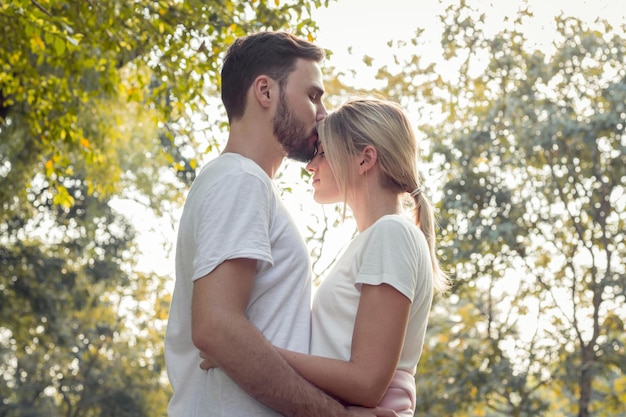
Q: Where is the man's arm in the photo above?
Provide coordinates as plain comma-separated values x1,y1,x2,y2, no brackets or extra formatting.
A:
191,258,395,417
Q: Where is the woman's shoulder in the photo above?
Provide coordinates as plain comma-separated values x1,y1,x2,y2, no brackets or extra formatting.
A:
371,214,416,231
368,214,426,246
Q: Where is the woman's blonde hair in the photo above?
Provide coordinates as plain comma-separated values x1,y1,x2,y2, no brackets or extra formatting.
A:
317,97,449,292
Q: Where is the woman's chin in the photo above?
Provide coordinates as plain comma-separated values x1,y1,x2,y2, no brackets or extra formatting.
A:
313,195,340,205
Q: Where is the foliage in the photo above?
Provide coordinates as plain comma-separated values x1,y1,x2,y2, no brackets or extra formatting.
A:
0,0,328,415
366,2,625,416
4,0,625,415
0,180,170,416
1,0,327,207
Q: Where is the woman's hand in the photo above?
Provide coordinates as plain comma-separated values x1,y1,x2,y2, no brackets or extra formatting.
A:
199,350,218,370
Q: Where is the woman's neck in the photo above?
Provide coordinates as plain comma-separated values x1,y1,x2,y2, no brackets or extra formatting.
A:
349,188,402,232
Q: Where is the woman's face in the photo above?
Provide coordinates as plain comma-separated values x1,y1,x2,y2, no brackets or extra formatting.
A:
306,142,341,204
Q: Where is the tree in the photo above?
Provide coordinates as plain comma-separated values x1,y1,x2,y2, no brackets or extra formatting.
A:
364,1,625,415
0,0,328,414
1,0,326,206
0,174,171,416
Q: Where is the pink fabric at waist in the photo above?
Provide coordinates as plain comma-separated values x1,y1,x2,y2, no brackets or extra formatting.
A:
378,369,416,417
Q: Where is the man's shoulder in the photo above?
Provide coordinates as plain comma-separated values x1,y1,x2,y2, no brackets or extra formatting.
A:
197,153,269,184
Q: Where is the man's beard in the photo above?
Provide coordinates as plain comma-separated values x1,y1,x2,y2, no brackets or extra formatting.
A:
272,93,316,162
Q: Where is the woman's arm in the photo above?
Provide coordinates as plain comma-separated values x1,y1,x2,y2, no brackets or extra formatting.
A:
278,283,411,407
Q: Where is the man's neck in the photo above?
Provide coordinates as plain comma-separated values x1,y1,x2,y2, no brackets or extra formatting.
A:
223,126,285,178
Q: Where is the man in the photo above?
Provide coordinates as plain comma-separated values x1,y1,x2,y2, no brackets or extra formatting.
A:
165,32,396,417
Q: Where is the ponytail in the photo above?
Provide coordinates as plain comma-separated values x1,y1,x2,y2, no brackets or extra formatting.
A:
409,186,450,293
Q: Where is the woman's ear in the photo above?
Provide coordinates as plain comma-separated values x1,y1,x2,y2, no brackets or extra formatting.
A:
358,145,378,174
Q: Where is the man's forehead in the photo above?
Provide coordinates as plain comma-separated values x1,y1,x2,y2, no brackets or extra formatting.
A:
287,59,324,88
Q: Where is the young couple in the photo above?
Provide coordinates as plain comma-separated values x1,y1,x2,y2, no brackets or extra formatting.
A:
164,31,448,417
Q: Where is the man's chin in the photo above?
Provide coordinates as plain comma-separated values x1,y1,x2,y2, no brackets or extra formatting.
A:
287,139,317,162
287,149,314,163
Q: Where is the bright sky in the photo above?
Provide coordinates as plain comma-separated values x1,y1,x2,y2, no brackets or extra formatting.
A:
131,0,626,279
312,0,624,87
314,0,624,52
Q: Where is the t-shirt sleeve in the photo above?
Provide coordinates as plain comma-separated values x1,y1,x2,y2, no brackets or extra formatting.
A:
191,171,274,281
355,219,420,302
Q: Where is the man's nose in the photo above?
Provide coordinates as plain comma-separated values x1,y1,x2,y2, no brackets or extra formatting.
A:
316,104,328,122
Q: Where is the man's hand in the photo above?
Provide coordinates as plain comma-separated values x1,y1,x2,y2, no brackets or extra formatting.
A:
348,406,399,417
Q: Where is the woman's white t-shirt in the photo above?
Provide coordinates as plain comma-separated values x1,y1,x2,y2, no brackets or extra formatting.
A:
310,214,434,374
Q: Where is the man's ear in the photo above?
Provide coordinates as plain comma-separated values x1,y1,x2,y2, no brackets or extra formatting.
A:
358,145,378,174
253,75,273,108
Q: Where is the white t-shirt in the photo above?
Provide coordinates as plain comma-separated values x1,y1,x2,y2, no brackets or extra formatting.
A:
311,214,434,374
165,153,312,417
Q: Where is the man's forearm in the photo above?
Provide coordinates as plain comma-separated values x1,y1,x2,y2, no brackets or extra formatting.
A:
192,260,349,416
206,316,352,417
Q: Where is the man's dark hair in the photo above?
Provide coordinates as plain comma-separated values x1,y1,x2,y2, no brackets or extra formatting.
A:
221,31,325,122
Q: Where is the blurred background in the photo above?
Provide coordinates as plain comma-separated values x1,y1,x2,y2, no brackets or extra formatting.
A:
1,0,624,415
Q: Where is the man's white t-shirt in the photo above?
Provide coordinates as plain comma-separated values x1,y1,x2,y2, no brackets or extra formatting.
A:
165,153,312,417
311,214,434,374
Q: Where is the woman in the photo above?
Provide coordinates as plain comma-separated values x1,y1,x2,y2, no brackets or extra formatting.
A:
284,97,449,416
203,97,448,416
